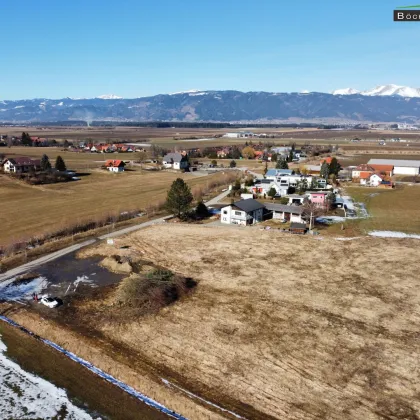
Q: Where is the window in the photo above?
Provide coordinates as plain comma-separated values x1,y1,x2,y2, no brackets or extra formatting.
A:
235,211,242,216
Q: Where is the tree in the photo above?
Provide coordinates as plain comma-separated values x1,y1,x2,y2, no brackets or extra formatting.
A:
320,161,330,180
302,199,323,230
263,161,268,176
287,149,294,162
244,175,254,187
268,187,277,199
276,158,289,170
40,154,51,171
230,146,242,160
328,157,342,176
55,155,66,172
21,132,32,147
229,160,236,168
241,146,255,159
211,159,217,166
271,153,278,162
195,200,210,218
279,197,289,205
165,178,193,218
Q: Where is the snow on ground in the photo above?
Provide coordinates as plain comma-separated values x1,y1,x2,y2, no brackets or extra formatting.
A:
369,231,420,239
316,216,346,224
0,276,48,302
0,334,93,419
335,237,362,241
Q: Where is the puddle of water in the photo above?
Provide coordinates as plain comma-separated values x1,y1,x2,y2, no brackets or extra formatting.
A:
0,254,124,302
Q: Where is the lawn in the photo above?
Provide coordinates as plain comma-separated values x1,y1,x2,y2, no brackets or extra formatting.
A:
339,184,420,234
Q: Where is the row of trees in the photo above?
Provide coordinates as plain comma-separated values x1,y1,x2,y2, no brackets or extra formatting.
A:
320,157,341,180
40,154,67,172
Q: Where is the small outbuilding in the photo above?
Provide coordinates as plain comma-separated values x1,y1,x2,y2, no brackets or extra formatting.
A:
106,160,125,172
290,222,307,234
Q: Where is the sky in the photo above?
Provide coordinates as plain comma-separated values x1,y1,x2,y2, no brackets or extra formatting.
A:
2,0,420,99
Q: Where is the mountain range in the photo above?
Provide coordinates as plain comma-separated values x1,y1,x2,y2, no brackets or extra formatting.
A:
1,85,420,124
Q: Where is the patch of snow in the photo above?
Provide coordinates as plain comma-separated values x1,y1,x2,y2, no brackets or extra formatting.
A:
13,105,25,109
335,237,362,241
0,276,48,301
57,101,64,106
169,89,202,95
0,316,187,420
0,109,7,112
0,334,93,419
332,88,360,95
369,231,420,239
96,94,123,99
316,216,346,224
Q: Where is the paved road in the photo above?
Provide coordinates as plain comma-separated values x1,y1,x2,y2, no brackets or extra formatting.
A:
0,189,230,283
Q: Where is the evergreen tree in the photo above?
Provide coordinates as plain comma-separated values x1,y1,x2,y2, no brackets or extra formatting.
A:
40,154,51,171
231,146,242,160
288,149,294,162
320,161,330,180
55,155,66,171
229,160,236,168
276,158,289,170
165,178,193,218
267,187,277,198
328,157,342,176
195,200,210,218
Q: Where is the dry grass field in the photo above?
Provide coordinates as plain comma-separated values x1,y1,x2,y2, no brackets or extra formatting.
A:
20,224,418,420
0,165,234,245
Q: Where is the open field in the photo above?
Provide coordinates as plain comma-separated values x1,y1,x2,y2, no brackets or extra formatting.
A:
0,165,235,245
10,224,420,419
2,126,420,148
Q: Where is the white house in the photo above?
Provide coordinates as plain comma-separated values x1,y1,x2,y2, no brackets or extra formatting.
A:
287,194,306,205
162,153,189,170
2,157,41,173
105,160,125,172
368,173,384,187
221,199,265,225
264,203,306,224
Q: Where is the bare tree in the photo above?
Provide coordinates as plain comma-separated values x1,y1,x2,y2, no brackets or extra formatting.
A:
302,199,323,230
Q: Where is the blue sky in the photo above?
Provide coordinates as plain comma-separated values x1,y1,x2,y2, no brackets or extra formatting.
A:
2,0,419,99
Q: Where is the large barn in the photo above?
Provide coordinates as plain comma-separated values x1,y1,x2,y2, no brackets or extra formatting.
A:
368,159,420,175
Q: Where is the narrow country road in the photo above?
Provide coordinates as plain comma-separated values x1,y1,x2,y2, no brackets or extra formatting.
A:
0,189,230,283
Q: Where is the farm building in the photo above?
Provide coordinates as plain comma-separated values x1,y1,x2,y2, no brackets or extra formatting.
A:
368,159,420,175
162,152,189,170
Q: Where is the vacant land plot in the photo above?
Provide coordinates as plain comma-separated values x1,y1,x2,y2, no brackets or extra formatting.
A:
342,184,420,234
0,168,234,245
20,225,419,420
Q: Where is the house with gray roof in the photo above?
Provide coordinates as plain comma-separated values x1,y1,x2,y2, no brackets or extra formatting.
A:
162,152,189,170
264,203,306,224
221,199,265,225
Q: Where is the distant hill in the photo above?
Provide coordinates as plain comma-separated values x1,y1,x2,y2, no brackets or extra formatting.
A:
1,89,420,123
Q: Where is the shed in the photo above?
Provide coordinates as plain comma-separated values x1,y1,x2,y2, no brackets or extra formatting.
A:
290,223,307,234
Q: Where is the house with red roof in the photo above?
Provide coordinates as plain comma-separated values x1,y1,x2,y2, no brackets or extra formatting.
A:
105,160,125,172
2,157,41,173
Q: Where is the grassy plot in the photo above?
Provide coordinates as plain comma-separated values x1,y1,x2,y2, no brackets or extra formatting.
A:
325,185,420,235
0,320,168,420
0,168,236,245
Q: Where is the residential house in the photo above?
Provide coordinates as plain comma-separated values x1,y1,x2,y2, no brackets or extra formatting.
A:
162,152,190,170
265,169,294,180
221,199,265,225
105,160,125,172
352,164,375,179
288,194,306,205
368,173,384,187
308,191,329,207
304,165,321,175
2,157,41,173
264,203,306,224
369,164,394,177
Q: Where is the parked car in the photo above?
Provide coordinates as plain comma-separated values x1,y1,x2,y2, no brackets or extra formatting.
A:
40,296,60,308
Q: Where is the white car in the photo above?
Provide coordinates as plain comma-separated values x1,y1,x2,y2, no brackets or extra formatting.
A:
40,296,59,308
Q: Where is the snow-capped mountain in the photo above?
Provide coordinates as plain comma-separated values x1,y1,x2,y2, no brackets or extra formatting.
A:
332,88,360,95
333,84,420,98
96,94,123,99
1,90,420,123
